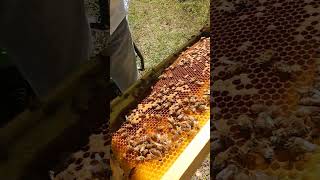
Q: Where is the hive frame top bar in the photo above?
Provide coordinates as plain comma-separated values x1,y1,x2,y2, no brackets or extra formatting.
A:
161,119,210,180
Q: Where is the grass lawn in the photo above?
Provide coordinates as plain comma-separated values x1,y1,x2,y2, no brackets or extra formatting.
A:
128,0,210,73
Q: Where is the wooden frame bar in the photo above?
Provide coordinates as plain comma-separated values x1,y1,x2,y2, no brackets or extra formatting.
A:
161,119,210,180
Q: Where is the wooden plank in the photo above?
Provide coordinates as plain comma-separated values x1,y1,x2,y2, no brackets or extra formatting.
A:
0,58,101,148
0,104,77,180
161,119,210,180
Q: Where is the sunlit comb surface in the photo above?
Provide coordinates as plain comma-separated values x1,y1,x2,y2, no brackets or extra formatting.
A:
112,37,210,179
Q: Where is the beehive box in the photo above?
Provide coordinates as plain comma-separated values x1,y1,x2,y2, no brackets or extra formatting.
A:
211,0,320,179
50,29,210,180
111,37,210,179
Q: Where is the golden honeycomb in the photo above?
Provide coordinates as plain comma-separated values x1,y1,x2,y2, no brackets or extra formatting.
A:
111,37,210,179
211,0,320,179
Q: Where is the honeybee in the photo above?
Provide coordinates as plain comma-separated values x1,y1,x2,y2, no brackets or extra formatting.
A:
150,148,162,157
144,154,153,160
136,156,145,161
195,81,205,86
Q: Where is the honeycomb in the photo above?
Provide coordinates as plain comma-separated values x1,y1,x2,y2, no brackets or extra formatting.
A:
111,37,210,179
53,123,111,180
211,0,320,179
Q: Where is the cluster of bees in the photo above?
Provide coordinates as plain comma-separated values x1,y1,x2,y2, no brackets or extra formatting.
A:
121,128,172,161
211,0,320,179
113,37,210,165
213,95,320,179
117,87,209,162
211,61,320,178
210,62,320,177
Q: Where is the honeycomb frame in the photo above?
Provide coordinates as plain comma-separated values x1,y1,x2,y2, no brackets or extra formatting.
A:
111,36,210,179
211,0,320,179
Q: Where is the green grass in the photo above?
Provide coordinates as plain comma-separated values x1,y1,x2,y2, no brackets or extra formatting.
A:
128,0,210,73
